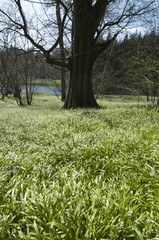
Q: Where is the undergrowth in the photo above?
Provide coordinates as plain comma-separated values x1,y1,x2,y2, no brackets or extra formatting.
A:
0,95,159,239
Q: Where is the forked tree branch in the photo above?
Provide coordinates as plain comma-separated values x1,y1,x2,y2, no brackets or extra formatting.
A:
0,0,69,68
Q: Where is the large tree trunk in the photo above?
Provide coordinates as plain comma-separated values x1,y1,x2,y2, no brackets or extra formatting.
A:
61,65,66,101
63,1,99,109
63,54,99,109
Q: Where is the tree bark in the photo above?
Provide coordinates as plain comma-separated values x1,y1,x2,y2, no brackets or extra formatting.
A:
63,1,100,109
63,54,99,109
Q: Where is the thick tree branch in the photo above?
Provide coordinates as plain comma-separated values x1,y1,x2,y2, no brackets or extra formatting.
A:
12,0,69,68
91,0,112,26
45,52,69,68
94,0,156,42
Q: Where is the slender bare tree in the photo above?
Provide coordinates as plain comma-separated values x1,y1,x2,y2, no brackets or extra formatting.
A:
0,33,36,105
55,1,66,101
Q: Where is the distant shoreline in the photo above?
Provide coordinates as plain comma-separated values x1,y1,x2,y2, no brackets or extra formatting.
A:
22,85,61,95
32,79,61,87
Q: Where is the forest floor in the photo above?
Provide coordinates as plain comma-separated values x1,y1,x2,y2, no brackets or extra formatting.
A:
0,94,159,239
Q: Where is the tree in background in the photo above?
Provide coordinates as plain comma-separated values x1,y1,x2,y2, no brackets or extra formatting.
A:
0,0,157,108
126,55,159,103
22,50,37,105
0,44,23,105
92,30,159,102
0,50,12,100
0,37,37,105
56,1,66,101
123,30,159,103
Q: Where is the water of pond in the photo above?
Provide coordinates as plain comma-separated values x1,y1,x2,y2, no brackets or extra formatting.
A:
23,85,61,95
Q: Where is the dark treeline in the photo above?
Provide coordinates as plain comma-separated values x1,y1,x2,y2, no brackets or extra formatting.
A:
93,30,159,103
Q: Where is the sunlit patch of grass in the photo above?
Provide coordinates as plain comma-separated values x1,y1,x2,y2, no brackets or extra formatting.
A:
0,95,159,239
33,79,61,86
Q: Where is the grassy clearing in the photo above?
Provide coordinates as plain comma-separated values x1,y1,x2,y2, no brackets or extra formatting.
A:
32,79,61,86
0,95,159,239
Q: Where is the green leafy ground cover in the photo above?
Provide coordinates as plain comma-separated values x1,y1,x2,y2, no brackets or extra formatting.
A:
0,95,159,239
